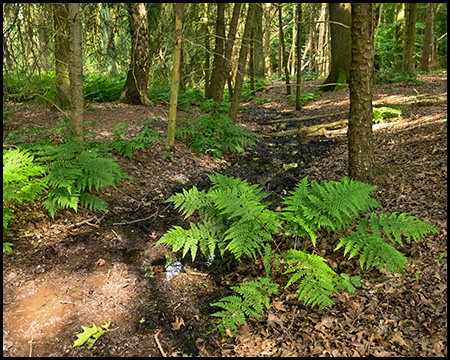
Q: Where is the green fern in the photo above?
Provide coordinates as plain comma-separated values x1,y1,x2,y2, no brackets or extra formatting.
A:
159,174,280,261
283,250,341,309
336,213,439,274
211,277,278,336
283,176,381,237
3,148,47,233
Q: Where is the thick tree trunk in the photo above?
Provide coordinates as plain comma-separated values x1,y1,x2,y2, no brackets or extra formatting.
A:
166,3,183,151
119,3,152,105
253,4,265,80
53,3,71,111
348,3,377,182
68,3,84,141
229,3,257,123
321,3,351,92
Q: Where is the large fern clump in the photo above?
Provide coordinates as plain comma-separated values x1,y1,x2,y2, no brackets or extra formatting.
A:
27,140,129,218
159,173,439,336
159,173,281,261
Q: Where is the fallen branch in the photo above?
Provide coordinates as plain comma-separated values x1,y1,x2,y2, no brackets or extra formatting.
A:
264,111,347,125
266,119,348,137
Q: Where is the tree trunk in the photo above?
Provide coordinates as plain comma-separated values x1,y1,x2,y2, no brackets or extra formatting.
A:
203,3,211,96
53,3,71,112
419,3,434,72
264,3,273,78
68,3,84,141
119,3,152,105
166,3,183,151
229,3,257,124
278,4,291,95
288,4,297,77
212,3,242,107
320,3,351,92
205,3,226,101
295,3,303,110
402,3,417,74
253,3,265,80
316,3,327,75
100,5,118,75
348,3,377,182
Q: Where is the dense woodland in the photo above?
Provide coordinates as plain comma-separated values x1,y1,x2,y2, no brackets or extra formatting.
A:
3,3,447,357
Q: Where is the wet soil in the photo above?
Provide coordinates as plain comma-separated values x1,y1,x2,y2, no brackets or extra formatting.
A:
3,73,447,356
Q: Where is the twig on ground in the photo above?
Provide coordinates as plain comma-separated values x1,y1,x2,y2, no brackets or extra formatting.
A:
107,204,170,226
154,329,167,357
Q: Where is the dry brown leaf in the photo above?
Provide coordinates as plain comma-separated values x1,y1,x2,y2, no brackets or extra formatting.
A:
271,300,286,312
390,332,407,347
96,258,106,266
171,316,185,330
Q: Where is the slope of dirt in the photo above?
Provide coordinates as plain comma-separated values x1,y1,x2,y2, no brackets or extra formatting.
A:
3,72,447,357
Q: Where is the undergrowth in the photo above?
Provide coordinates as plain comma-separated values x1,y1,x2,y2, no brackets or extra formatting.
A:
159,173,438,336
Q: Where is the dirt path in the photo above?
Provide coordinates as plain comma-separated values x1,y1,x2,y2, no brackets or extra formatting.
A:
3,73,447,357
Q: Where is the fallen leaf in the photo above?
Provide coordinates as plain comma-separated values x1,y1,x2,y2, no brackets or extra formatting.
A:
390,332,407,347
171,316,185,330
96,258,106,266
271,300,286,312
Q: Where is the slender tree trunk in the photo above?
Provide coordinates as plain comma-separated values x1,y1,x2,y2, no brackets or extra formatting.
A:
316,3,327,75
229,3,257,123
321,3,351,92
119,3,152,105
205,3,225,101
166,3,183,151
395,3,405,43
203,3,211,96
402,3,417,74
212,3,242,107
53,3,71,111
348,3,377,182
278,4,291,95
68,3,84,141
253,3,265,80
295,4,302,111
264,3,272,78
250,30,255,91
419,3,434,72
289,4,297,77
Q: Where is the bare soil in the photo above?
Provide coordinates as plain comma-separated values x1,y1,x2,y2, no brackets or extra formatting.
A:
3,72,447,357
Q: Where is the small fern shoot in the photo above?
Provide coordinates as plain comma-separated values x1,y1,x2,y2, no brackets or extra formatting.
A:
211,277,278,336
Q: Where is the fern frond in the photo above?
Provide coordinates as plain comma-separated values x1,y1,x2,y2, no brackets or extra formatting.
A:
283,250,340,309
80,193,108,212
211,277,278,336
157,218,220,260
283,176,381,233
335,219,409,274
368,212,439,246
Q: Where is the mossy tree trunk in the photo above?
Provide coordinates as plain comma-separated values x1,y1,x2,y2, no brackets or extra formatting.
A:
166,3,183,151
119,3,152,106
295,3,302,111
320,3,351,92
419,3,434,72
348,3,377,182
68,3,84,141
402,3,417,74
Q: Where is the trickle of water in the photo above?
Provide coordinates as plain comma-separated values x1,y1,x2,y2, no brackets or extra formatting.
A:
165,262,184,281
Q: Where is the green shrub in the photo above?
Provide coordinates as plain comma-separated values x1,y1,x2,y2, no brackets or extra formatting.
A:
287,90,321,107
84,74,125,102
159,173,438,335
176,112,258,158
373,107,402,123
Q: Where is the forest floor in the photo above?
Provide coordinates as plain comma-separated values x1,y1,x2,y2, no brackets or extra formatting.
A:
3,72,447,357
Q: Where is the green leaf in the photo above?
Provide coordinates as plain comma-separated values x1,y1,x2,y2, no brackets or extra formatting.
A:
73,322,110,349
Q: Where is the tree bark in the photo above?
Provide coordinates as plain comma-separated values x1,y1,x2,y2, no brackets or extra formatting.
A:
119,3,152,105
402,3,417,74
348,3,377,182
419,3,434,72
229,3,257,124
166,3,183,151
278,4,291,95
205,3,226,101
253,3,265,80
295,3,302,110
320,3,351,92
53,3,71,111
68,3,84,141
